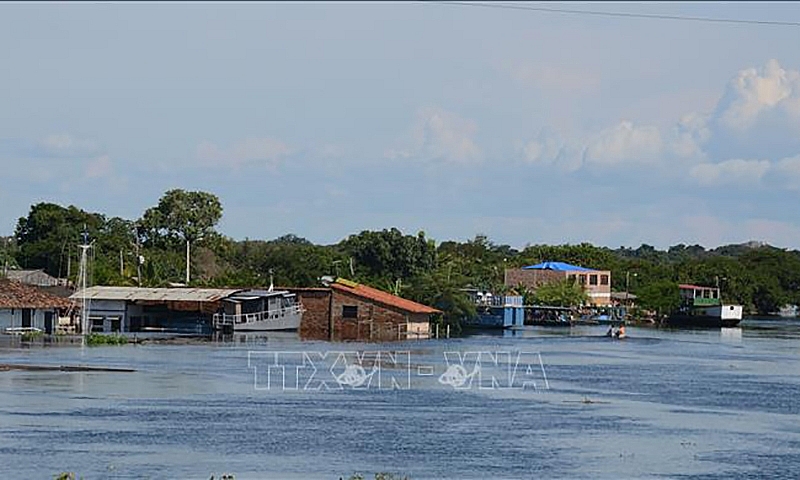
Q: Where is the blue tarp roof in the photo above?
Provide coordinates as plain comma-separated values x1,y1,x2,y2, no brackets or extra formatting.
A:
522,261,594,272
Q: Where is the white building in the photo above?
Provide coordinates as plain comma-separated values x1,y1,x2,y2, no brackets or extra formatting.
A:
0,279,72,333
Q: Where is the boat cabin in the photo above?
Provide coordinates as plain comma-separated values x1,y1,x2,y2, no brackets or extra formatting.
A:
679,284,721,307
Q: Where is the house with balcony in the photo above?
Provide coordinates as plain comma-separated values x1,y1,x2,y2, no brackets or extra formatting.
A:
504,261,612,306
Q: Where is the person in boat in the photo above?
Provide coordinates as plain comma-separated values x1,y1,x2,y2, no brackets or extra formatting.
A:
605,326,614,337
616,324,627,339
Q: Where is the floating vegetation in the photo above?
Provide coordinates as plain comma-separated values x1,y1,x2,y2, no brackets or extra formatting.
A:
85,333,129,346
21,330,44,341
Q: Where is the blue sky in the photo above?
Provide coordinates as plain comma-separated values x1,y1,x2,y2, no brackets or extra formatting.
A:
3,2,800,249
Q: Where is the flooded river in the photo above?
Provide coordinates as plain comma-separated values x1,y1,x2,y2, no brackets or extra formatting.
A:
1,319,799,479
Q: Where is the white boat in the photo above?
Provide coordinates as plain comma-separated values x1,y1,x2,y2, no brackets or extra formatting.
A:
213,289,304,332
664,284,743,328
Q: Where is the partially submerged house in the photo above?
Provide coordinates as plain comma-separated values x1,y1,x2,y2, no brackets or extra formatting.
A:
505,261,612,306
70,286,294,334
0,279,72,333
462,288,525,329
288,278,440,341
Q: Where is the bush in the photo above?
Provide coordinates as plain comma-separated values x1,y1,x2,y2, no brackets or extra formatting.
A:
85,333,128,346
21,330,44,341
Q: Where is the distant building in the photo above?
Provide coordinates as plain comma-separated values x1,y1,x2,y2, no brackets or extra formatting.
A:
462,288,525,329
70,286,299,334
70,286,241,334
504,261,612,306
288,278,440,341
0,279,73,333
610,291,637,307
3,269,66,287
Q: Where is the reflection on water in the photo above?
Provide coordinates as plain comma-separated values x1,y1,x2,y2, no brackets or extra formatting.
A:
1,320,799,479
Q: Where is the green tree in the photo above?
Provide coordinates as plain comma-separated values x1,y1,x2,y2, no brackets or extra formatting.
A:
139,189,223,284
339,228,436,286
14,203,105,278
636,280,680,318
533,278,588,307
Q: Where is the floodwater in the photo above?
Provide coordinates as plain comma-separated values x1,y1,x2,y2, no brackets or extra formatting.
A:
1,319,800,479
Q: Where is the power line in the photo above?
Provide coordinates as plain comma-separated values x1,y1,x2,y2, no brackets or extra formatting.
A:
430,1,800,27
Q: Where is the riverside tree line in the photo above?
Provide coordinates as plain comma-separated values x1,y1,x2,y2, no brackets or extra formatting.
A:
3,189,800,328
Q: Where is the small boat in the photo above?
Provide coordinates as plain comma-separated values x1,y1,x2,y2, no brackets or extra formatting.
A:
663,284,742,328
212,289,304,332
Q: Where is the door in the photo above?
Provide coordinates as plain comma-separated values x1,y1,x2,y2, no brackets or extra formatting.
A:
44,312,54,334
22,309,32,328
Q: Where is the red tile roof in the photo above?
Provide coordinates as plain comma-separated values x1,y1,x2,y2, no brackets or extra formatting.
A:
330,279,441,315
679,284,717,290
0,279,73,309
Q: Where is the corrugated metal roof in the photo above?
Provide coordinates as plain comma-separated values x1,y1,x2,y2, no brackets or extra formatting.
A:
5,269,61,287
70,286,242,302
522,261,595,272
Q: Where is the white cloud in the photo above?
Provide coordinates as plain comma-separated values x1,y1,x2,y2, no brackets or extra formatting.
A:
769,154,800,190
518,60,800,181
703,59,800,160
386,106,481,163
689,158,771,187
715,59,800,132
85,155,113,179
582,121,663,166
197,137,291,168
521,129,563,165
40,133,99,157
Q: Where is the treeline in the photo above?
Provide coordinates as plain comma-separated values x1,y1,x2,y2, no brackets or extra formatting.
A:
4,190,800,322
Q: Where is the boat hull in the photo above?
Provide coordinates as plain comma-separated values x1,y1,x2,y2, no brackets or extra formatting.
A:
228,314,301,332
663,314,741,328
664,304,743,328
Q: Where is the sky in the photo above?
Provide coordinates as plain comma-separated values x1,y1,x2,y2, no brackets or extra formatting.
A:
3,2,800,250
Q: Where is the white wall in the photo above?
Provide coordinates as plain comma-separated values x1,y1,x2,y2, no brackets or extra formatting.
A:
0,308,57,331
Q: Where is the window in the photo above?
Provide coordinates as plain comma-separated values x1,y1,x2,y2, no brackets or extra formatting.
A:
589,274,598,286
578,274,587,285
342,305,358,319
600,274,609,286
568,274,576,283
91,317,105,333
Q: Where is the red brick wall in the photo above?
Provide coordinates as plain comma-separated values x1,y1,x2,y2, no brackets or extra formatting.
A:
291,287,432,341
290,289,332,340
504,269,564,289
331,290,410,342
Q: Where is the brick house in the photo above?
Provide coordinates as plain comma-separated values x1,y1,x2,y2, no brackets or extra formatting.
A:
288,278,440,341
0,279,73,333
504,261,612,306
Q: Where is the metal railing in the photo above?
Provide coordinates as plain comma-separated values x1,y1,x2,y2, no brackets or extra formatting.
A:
212,305,304,329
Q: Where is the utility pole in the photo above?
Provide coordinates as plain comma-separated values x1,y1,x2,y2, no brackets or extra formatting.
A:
134,231,143,287
119,249,124,277
2,237,8,278
185,239,190,285
625,271,637,306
